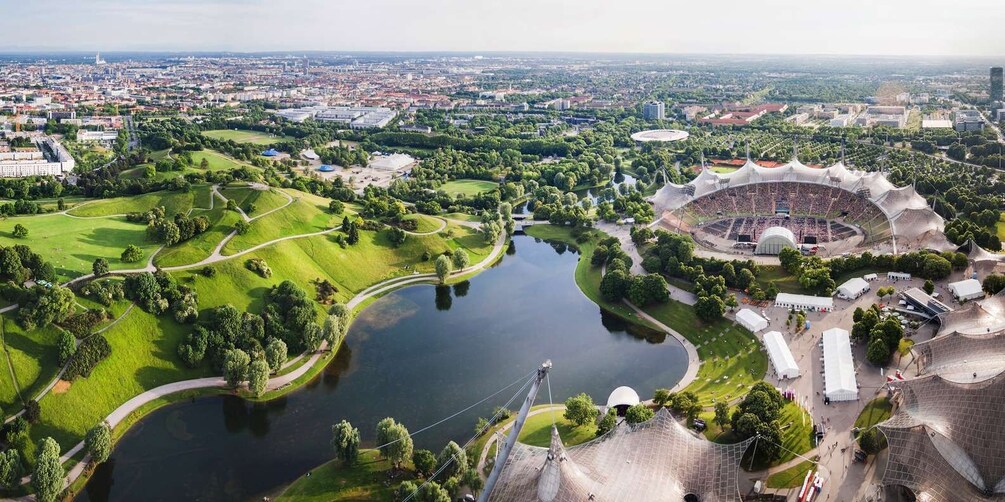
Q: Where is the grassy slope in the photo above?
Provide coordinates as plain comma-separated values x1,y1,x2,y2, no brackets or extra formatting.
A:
766,459,816,488
401,213,443,234
153,204,242,268
221,194,336,255
854,396,892,429
68,190,194,218
0,319,61,413
202,129,291,145
32,308,211,449
276,449,411,502
642,300,767,406
218,185,290,215
518,408,597,447
0,215,161,280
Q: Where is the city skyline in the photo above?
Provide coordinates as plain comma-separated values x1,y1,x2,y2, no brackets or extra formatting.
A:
3,0,1005,56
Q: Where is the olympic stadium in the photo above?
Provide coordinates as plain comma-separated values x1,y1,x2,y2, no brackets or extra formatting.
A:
650,158,951,258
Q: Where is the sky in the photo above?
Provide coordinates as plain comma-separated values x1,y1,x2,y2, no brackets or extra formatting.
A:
2,0,1004,56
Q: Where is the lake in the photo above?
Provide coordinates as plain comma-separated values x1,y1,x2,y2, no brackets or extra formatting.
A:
79,234,688,501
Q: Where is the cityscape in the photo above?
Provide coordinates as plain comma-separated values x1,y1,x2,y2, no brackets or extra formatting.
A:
0,1,1005,501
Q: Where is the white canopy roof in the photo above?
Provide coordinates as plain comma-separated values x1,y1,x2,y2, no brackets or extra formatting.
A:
837,277,870,298
948,279,984,300
736,308,769,333
606,386,640,408
822,328,858,401
763,331,800,379
775,292,834,310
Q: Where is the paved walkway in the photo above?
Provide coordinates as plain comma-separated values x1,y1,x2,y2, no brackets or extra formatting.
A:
623,302,700,393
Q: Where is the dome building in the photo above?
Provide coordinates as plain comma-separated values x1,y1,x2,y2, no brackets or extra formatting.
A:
754,226,797,255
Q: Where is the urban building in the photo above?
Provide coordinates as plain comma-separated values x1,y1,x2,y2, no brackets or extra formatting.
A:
0,136,75,177
992,67,1003,102
642,101,665,120
955,110,984,132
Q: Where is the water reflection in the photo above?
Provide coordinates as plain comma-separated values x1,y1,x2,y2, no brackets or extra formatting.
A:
79,235,687,501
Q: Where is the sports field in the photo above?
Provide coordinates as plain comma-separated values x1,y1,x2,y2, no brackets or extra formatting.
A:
439,179,497,197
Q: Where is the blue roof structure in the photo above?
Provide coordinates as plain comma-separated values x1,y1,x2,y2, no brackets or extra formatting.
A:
317,164,335,172
261,148,280,157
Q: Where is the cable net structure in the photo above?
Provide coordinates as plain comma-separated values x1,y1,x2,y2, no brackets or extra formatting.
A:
487,408,753,501
650,158,951,250
879,374,1005,501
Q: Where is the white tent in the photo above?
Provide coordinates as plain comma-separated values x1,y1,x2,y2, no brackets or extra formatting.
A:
763,331,800,379
948,279,984,301
775,293,834,312
736,309,769,333
836,277,870,300
822,328,858,401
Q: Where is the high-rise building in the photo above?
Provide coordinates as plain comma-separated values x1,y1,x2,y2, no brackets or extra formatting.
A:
642,101,665,120
991,67,1003,102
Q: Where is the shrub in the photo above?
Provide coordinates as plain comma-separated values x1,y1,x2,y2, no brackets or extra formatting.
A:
201,266,216,278
245,258,272,278
65,335,112,380
121,244,144,263
24,400,40,424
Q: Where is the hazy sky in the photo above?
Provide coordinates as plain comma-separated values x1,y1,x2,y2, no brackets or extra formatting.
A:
2,0,1003,55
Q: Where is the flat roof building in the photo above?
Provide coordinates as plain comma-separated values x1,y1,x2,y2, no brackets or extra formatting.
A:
642,101,665,121
902,287,953,318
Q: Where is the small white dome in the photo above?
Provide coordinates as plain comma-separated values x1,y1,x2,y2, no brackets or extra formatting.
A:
606,386,641,408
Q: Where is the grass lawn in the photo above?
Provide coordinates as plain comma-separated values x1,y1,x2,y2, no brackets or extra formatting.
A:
709,165,738,174
218,185,290,216
774,401,814,464
68,190,195,218
642,301,767,406
125,150,257,181
202,129,291,145
766,458,817,488
518,408,597,447
0,318,62,415
756,265,803,294
177,224,492,313
221,193,336,255
440,179,497,197
153,203,243,268
276,449,411,502
402,213,443,234
0,214,161,280
854,396,892,430
443,212,481,223
32,308,212,449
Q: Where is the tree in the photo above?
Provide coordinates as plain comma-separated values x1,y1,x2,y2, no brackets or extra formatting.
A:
714,401,730,430
858,428,886,455
627,273,670,306
435,254,452,284
923,279,935,295
463,468,484,495
670,391,701,421
625,404,654,424
0,449,21,490
852,307,865,323
451,249,469,270
778,247,802,274
11,224,27,238
92,258,109,277
328,200,344,214
599,269,630,301
24,399,40,423
57,330,75,365
866,336,891,366
121,244,144,263
32,437,63,502
375,417,413,469
694,294,726,322
596,408,617,436
264,338,287,373
223,349,251,387
412,449,437,477
331,420,361,466
235,220,250,235
247,359,269,396
322,314,343,350
85,422,112,464
984,274,1005,295
436,441,467,479
563,393,599,427
653,388,672,408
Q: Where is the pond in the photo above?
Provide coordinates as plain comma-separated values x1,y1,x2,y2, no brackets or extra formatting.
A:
79,234,688,501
